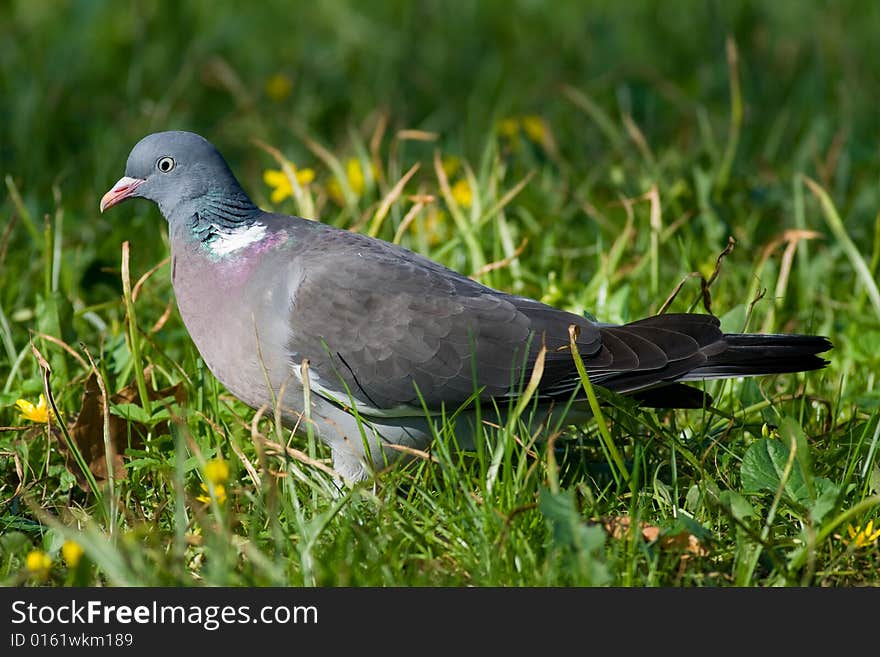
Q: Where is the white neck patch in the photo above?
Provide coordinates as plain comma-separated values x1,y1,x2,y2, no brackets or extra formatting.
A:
208,223,267,256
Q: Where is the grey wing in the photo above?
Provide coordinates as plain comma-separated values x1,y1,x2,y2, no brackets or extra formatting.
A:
282,226,745,416
285,231,602,415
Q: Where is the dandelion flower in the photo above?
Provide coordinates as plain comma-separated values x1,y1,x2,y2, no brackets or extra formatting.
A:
521,115,547,144
196,458,229,505
265,73,293,102
328,158,377,204
847,520,880,549
346,158,366,196
498,115,547,145
25,549,52,580
497,118,520,139
203,458,230,485
450,178,473,209
61,540,84,568
15,394,54,423
196,483,227,505
263,165,315,203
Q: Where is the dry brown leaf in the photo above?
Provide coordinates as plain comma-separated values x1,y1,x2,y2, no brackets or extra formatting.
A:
58,372,185,489
642,524,661,543
603,515,660,542
603,515,708,557
661,531,710,557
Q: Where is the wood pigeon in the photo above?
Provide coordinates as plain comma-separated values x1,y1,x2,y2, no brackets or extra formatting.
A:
101,131,832,481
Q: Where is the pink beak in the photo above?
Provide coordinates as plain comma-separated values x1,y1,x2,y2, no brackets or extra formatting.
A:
100,176,145,213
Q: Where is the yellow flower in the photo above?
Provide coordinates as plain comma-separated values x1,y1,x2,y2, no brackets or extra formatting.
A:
521,115,547,144
25,549,52,580
263,165,315,204
196,458,229,505
498,115,549,147
450,178,473,208
203,458,229,486
328,158,377,204
265,73,293,102
346,158,366,196
61,540,84,568
847,520,880,549
497,118,520,139
196,483,227,505
15,394,54,423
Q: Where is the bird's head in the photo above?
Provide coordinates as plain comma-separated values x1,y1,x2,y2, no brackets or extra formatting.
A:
100,131,249,219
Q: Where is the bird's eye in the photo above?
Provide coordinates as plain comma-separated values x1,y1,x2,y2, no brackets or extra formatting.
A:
157,156,175,173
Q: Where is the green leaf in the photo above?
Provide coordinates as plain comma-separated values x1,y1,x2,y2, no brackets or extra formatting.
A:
741,437,810,505
108,333,132,376
539,488,609,586
0,530,32,553
109,402,152,424
109,402,170,427
780,417,813,491
124,457,165,472
741,437,840,519
870,464,880,496
0,392,23,406
718,490,756,520
809,478,840,524
685,484,702,514
662,513,712,542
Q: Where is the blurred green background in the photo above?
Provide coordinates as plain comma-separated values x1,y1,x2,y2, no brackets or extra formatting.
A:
4,0,878,208
3,0,880,587
3,0,878,303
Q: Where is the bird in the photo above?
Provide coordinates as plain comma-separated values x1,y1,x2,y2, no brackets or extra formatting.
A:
100,131,832,481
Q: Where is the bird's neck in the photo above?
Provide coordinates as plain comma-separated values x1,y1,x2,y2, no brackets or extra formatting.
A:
172,188,266,257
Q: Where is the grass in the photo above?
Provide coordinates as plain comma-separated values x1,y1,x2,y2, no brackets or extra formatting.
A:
2,0,880,586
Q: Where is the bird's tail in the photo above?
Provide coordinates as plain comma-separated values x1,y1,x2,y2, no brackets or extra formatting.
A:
678,333,832,381
589,314,833,408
